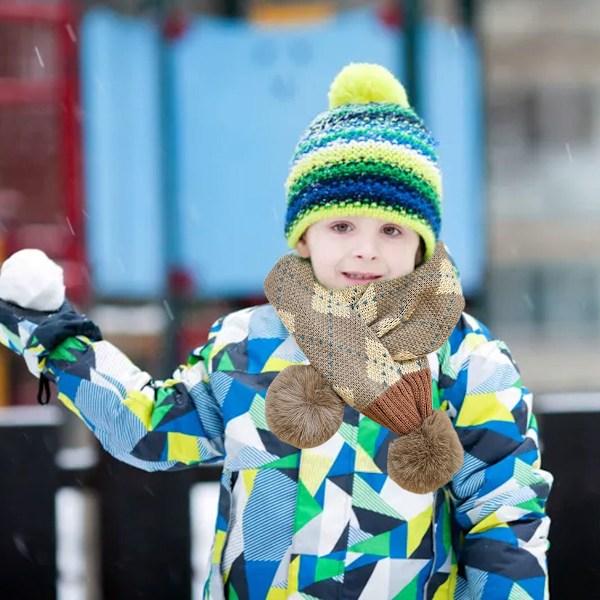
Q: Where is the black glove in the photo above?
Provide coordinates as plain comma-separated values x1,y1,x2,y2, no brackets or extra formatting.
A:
0,298,102,401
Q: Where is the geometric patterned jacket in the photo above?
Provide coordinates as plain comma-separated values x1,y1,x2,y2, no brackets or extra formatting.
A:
41,304,552,599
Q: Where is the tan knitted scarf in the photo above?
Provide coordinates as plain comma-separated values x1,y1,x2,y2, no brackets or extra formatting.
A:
263,242,466,493
265,242,464,419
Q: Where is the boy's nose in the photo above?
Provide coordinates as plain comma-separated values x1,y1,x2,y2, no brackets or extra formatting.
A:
352,243,378,260
353,251,377,260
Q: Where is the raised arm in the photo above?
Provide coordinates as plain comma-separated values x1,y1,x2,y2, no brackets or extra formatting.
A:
0,250,224,471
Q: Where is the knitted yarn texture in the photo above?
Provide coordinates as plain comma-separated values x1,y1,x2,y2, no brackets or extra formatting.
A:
265,242,464,414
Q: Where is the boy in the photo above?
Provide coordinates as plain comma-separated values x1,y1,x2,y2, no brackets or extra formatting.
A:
0,64,551,599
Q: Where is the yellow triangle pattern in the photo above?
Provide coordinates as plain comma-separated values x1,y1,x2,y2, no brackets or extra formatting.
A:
300,451,334,496
455,393,515,427
338,422,358,446
211,343,228,359
466,333,488,351
262,356,298,373
166,432,200,464
223,564,232,585
243,469,258,495
407,506,433,556
288,555,300,593
469,512,508,535
122,390,154,430
212,529,227,564
355,445,381,473
432,564,458,598
58,392,82,419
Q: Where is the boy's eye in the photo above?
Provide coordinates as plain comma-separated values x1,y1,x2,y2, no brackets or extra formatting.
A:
331,223,350,233
382,225,401,236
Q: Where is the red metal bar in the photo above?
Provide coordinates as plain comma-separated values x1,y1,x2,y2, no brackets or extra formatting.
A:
0,79,60,104
0,3,70,23
57,2,89,303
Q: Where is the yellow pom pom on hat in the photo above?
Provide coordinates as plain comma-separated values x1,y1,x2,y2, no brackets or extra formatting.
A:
284,62,442,261
328,63,410,109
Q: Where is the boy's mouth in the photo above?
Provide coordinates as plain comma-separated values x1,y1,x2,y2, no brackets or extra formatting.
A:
342,272,382,283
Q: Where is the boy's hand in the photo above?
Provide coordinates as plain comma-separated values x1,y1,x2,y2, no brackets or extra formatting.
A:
0,249,101,378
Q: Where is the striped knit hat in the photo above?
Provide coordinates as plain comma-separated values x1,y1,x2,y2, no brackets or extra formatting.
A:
284,63,441,260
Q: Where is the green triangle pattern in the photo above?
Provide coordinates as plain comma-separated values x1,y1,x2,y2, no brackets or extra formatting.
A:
337,422,358,446
514,458,543,486
218,352,235,371
353,476,403,519
315,557,344,582
50,337,88,363
249,394,269,430
393,571,419,599
349,530,390,555
357,417,380,457
528,412,539,430
264,454,299,469
150,403,173,429
431,378,441,410
515,499,542,514
508,583,534,600
228,586,239,600
150,392,174,429
50,344,79,363
65,337,87,351
293,481,323,533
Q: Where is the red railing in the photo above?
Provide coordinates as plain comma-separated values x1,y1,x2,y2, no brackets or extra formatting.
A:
0,1,87,404
0,0,88,306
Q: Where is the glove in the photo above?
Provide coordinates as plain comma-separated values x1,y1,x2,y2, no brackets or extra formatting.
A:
0,249,101,382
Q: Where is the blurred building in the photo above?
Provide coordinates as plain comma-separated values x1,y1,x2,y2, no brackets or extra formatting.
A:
482,0,600,391
1,0,598,398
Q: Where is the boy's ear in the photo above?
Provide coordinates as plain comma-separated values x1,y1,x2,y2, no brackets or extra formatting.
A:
296,236,310,259
415,238,425,267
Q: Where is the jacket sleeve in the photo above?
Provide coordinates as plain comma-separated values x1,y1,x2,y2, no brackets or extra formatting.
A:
444,333,552,599
43,320,226,472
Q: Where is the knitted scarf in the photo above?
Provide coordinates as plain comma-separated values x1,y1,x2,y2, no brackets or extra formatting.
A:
264,242,465,428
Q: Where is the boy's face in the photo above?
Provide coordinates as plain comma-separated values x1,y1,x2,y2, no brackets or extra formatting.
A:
296,216,422,289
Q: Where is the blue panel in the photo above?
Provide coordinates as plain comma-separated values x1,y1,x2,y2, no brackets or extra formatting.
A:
80,8,483,300
420,21,485,297
171,8,403,298
81,9,165,298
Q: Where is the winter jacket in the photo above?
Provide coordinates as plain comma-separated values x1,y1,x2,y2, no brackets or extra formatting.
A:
41,303,551,600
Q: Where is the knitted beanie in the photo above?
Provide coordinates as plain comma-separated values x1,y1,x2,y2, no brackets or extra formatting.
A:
284,63,441,260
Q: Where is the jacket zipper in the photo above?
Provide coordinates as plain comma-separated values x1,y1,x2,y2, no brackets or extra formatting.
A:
424,351,442,599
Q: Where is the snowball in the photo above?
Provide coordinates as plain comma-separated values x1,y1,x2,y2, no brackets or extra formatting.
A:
0,249,65,311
